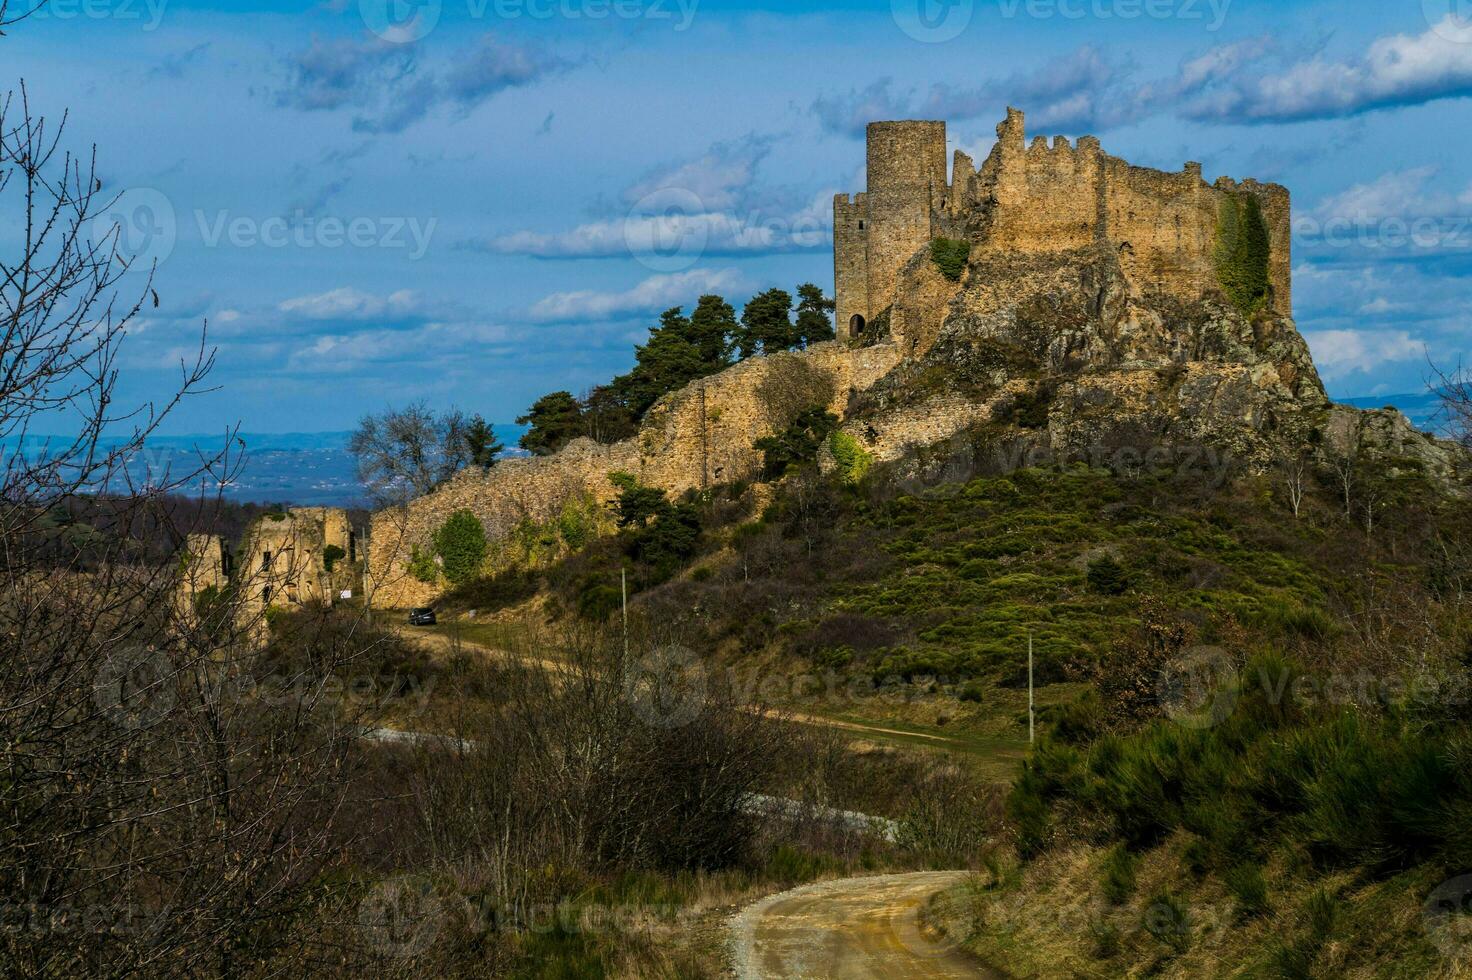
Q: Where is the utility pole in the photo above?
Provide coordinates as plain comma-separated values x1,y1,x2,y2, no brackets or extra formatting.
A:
1028,630,1035,745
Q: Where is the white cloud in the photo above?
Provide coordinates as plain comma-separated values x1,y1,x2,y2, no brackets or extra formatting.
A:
1302,328,1425,379
529,269,744,323
623,136,772,212
277,287,419,321
276,35,568,135
1311,166,1447,223
285,320,512,373
466,133,834,262
1187,17,1472,122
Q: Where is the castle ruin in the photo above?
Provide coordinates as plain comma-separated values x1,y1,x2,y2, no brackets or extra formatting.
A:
175,507,360,642
356,108,1438,611
835,109,1292,344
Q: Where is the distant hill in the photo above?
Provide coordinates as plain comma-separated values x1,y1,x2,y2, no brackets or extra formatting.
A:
3,426,527,507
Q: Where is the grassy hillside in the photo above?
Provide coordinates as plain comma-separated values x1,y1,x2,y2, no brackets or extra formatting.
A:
437,423,1472,975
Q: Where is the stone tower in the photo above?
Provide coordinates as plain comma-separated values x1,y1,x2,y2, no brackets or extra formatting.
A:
834,120,947,339
834,110,1293,338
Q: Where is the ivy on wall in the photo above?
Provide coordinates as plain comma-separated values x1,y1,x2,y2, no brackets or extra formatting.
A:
1214,192,1271,316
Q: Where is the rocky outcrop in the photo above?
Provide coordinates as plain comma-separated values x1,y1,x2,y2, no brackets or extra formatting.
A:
838,243,1460,481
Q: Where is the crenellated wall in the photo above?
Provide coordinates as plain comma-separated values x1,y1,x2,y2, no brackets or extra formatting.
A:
834,108,1292,337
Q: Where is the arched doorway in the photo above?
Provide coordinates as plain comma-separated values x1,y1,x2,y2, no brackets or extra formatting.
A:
849,314,866,338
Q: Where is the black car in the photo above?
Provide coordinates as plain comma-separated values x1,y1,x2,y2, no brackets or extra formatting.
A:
407,607,437,626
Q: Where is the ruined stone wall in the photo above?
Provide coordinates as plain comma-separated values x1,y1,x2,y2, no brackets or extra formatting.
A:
172,508,352,645
835,108,1294,332
367,341,904,608
174,532,230,625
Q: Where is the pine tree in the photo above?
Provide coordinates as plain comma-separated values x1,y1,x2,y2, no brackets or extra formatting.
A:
794,283,835,347
736,287,795,358
517,391,584,456
582,384,637,444
463,414,503,470
688,294,737,369
614,307,705,418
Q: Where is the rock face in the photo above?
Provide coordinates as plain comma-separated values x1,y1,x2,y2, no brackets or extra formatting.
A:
840,241,1460,482
846,244,1323,469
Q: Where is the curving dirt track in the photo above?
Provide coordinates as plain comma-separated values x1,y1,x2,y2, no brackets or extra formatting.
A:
729,872,1001,979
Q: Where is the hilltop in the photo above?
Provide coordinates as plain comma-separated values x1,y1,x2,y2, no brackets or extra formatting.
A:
366,109,1461,609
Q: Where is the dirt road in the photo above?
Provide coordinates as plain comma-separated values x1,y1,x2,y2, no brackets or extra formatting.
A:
729,872,1000,979
396,624,971,748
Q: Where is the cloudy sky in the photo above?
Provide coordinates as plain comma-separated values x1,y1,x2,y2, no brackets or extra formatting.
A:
6,0,1472,433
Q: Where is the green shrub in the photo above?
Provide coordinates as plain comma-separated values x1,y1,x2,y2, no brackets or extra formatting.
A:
1142,889,1192,954
1224,863,1269,918
408,545,438,584
1181,836,1212,878
930,237,971,282
754,407,839,480
1090,919,1122,960
1101,844,1137,904
322,543,345,573
433,510,488,586
829,430,874,485
1086,555,1129,595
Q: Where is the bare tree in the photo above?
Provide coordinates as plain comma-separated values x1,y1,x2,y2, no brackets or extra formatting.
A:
0,78,378,977
1275,450,1310,520
1431,357,1472,451
348,401,471,504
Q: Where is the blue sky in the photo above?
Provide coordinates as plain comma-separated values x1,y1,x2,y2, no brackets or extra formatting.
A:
5,0,1472,433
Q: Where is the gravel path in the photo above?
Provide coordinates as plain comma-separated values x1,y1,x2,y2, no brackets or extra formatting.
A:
728,871,1000,979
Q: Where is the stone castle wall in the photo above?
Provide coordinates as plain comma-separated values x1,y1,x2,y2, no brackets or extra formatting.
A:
834,108,1292,342
367,341,903,609
174,507,355,643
